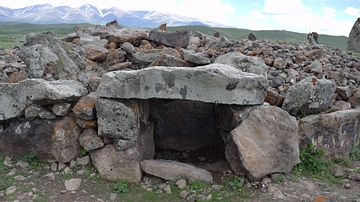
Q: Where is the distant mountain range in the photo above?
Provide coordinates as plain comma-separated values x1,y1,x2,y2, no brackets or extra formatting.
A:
0,4,225,27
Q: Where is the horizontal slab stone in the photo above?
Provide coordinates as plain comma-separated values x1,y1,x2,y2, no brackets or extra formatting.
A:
140,159,213,183
0,79,88,121
96,64,268,105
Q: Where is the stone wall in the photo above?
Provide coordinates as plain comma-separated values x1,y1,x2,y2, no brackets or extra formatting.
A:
1,20,360,183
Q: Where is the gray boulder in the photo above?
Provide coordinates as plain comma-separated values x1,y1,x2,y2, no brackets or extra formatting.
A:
298,108,360,159
348,18,360,52
0,118,56,160
96,64,268,105
226,105,299,181
140,159,213,183
282,76,336,116
0,79,88,121
17,31,86,82
214,52,268,77
149,28,191,48
90,144,142,182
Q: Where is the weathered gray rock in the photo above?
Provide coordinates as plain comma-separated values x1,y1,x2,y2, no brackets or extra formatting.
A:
282,76,336,116
132,49,162,67
140,159,213,183
182,51,211,65
219,36,233,48
65,178,82,191
95,98,139,150
17,31,86,81
107,27,149,46
51,116,82,163
78,128,104,151
90,144,142,182
149,99,222,151
298,108,360,159
0,118,56,160
96,64,268,105
52,103,72,116
149,29,191,48
0,79,88,121
214,52,268,77
347,18,360,53
226,105,299,181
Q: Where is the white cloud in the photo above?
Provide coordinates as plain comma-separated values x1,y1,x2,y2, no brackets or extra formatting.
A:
320,7,336,17
345,7,360,16
262,0,311,15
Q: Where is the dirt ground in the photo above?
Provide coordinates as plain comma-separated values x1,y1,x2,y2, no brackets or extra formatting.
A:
1,147,360,202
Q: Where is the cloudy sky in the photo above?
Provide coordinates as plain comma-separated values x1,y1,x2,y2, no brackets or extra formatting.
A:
2,0,360,36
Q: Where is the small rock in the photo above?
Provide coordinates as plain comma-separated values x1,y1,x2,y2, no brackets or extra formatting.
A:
344,183,352,189
348,172,360,181
76,170,85,175
14,175,26,181
6,186,17,195
176,179,187,189
164,184,171,194
59,190,67,194
156,189,162,194
211,185,223,191
179,190,188,199
186,195,195,202
16,160,29,168
28,191,33,196
6,168,17,176
58,162,66,171
65,178,82,191
272,190,286,200
110,193,117,200
4,156,12,167
77,155,90,166
51,162,57,171
69,159,77,168
300,193,311,199
63,167,72,174
43,172,55,180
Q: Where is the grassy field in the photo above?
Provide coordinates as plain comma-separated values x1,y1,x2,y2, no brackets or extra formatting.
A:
0,22,348,50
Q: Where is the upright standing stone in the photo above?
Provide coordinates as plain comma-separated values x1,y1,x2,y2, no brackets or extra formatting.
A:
347,18,360,53
226,106,299,181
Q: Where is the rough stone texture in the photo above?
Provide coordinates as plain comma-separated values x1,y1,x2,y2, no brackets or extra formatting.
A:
0,118,56,160
17,31,86,82
65,178,82,191
83,44,109,61
52,116,82,163
95,98,139,150
298,108,360,159
90,144,142,182
149,29,191,48
107,27,149,46
140,159,213,183
73,92,97,120
96,64,268,105
149,99,222,151
52,103,72,116
347,18,360,53
78,128,104,151
216,104,254,132
265,89,285,107
0,79,87,121
214,52,268,77
226,105,299,181
282,76,336,116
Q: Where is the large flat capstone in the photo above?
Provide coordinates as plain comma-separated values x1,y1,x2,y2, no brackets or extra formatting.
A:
96,64,268,105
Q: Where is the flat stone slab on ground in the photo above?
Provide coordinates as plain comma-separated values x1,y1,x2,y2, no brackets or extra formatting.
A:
140,159,213,183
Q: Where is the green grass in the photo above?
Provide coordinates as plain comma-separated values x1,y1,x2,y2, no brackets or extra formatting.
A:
0,22,348,50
